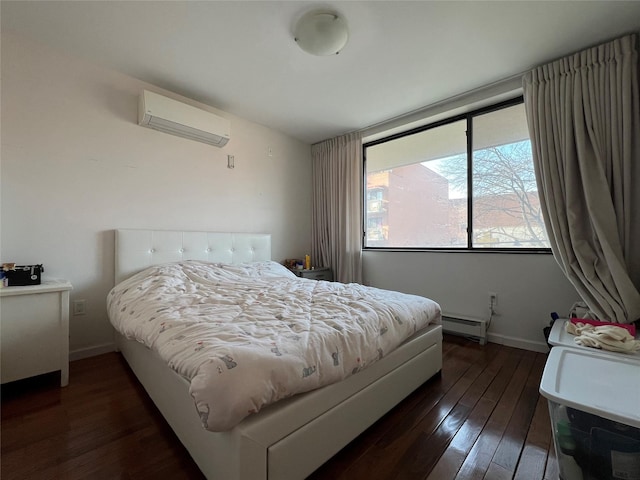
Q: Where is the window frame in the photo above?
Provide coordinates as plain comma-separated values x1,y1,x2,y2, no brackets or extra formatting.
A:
362,96,551,254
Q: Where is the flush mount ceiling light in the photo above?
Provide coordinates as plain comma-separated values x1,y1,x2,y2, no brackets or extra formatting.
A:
294,10,349,56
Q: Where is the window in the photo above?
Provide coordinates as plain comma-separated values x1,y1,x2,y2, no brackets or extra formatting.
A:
363,98,550,250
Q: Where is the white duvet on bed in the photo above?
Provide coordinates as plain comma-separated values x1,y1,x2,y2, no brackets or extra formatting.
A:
107,260,441,431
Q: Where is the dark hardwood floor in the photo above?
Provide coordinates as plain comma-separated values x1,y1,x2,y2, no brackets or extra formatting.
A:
1,335,557,479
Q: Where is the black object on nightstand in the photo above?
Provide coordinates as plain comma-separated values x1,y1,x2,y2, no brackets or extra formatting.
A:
291,267,333,281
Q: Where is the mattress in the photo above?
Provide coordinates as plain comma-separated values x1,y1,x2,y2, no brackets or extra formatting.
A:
107,260,441,431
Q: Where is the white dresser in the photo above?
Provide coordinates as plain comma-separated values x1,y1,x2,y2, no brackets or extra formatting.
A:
0,279,72,386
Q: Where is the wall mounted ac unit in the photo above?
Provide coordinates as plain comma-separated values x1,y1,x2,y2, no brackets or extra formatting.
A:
138,90,230,147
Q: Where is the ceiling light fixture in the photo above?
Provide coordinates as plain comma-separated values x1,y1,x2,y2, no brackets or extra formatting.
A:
294,10,349,56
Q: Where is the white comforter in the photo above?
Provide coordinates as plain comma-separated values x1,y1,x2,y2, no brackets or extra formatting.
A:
107,261,440,431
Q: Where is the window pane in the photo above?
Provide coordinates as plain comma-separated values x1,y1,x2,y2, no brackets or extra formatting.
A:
471,104,550,248
365,120,467,247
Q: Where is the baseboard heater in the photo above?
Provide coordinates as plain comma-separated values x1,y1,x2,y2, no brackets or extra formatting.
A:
441,314,488,345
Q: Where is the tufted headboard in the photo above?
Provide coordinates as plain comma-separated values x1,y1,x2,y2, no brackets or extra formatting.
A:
114,229,272,285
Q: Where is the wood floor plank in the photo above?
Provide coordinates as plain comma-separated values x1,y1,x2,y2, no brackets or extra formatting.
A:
513,392,554,480
490,352,546,472
392,402,472,479
373,338,490,450
392,346,517,479
1,335,557,480
1,354,204,480
484,461,513,480
307,375,441,479
389,351,498,479
425,345,520,480
453,350,537,480
328,341,489,480
457,343,508,408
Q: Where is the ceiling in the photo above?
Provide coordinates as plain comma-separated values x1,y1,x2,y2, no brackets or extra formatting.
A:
3,1,640,144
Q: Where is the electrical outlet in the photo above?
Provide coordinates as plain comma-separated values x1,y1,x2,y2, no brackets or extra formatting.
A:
488,292,497,309
73,299,87,316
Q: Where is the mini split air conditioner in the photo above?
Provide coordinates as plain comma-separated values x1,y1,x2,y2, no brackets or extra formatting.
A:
138,90,230,147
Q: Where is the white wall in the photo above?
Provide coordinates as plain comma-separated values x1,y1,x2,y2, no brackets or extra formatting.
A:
1,31,312,358
363,251,580,352
1,30,580,359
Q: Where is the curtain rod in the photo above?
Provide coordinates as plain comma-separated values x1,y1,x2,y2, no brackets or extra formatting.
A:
361,72,525,133
313,72,525,146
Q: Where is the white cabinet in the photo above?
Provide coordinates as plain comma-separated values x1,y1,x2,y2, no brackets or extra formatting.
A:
0,280,72,386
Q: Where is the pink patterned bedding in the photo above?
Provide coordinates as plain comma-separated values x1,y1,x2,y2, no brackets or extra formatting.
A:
107,260,441,431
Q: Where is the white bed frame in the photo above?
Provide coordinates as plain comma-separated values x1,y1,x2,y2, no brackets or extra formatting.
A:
113,229,443,480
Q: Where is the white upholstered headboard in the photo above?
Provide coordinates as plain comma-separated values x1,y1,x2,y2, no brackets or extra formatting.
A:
115,229,272,285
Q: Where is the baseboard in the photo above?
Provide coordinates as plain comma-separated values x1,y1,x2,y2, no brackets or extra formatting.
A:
486,332,549,353
69,342,116,361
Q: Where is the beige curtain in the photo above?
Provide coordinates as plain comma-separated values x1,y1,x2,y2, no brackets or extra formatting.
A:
311,132,363,284
523,34,640,324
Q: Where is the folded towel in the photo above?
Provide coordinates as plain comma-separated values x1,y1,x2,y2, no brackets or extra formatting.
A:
565,322,640,353
569,317,636,336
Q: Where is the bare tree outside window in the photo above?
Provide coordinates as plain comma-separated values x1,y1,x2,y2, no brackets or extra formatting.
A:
435,140,550,248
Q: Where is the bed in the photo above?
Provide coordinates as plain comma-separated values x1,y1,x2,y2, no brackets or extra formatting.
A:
110,228,443,480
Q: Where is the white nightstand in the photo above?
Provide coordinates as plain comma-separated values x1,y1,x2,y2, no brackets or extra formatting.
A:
0,279,72,386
